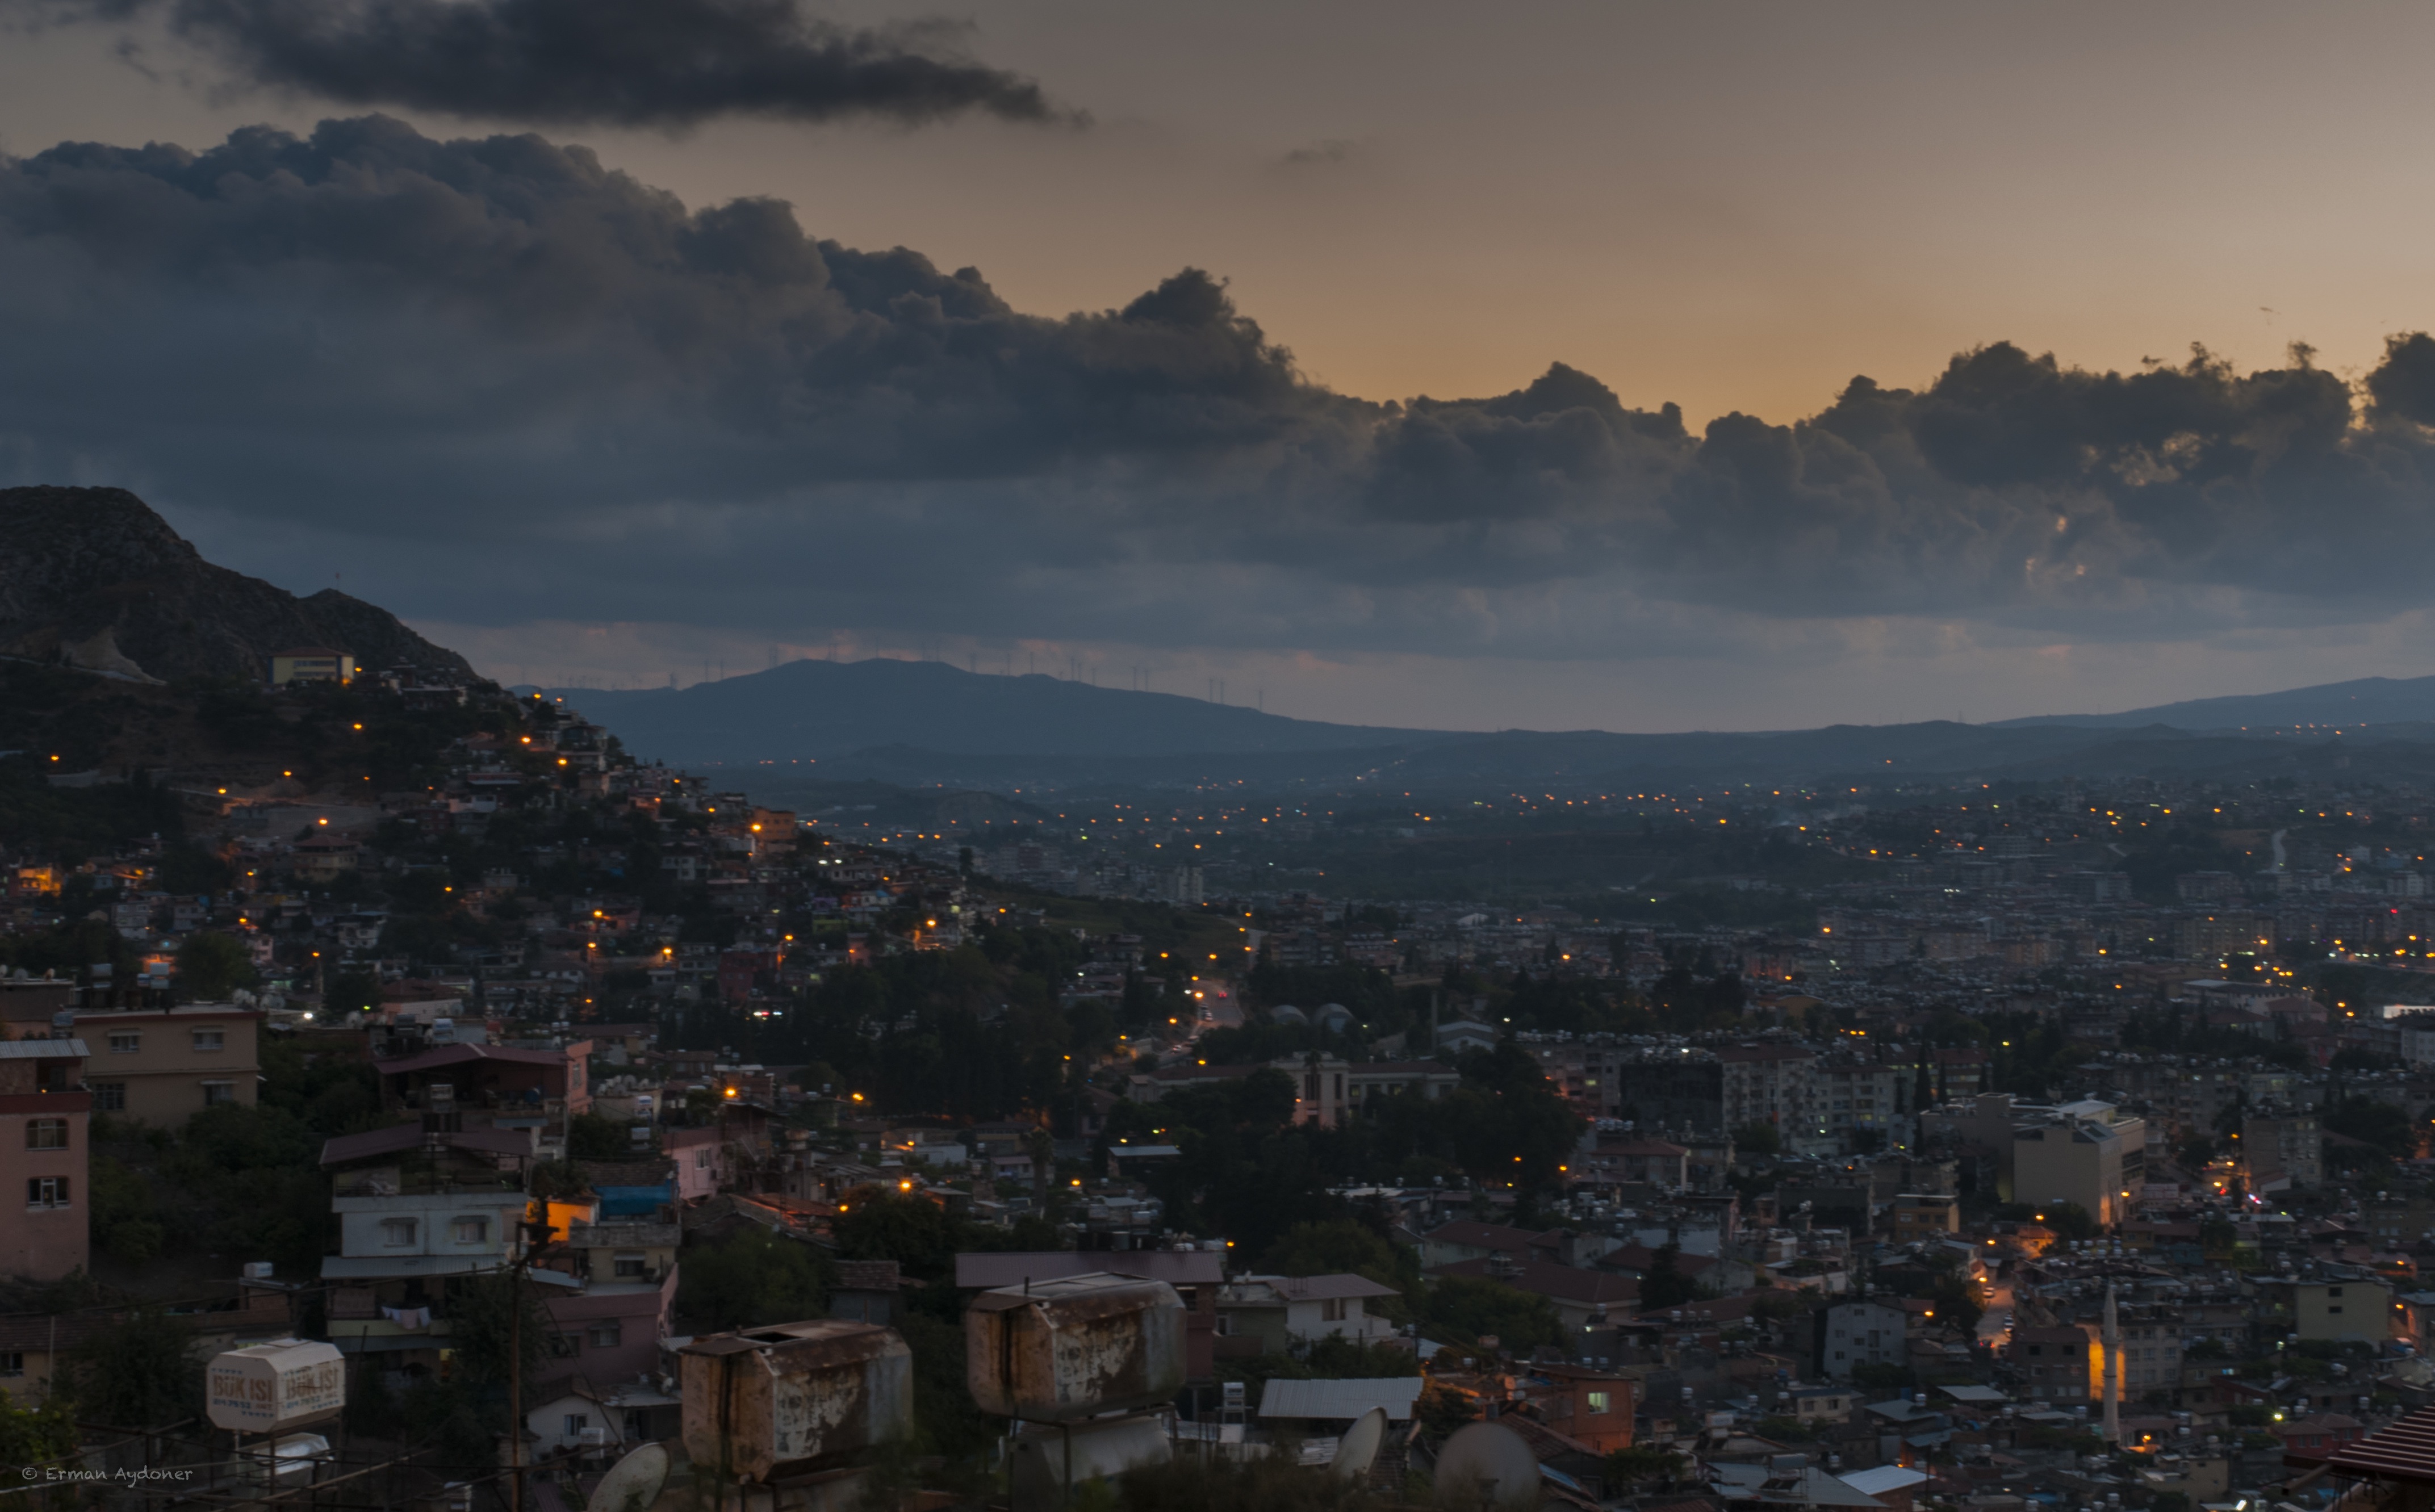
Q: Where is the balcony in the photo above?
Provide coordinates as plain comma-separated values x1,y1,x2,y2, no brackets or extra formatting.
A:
325,1284,453,1343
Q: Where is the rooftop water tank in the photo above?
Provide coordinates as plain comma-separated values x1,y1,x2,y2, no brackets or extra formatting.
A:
966,1274,1186,1422
679,1321,913,1481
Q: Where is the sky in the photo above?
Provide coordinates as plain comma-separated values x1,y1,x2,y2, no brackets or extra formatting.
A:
7,0,2435,731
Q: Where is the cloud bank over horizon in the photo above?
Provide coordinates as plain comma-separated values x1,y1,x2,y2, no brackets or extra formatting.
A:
2,0,1075,129
5,115,2435,686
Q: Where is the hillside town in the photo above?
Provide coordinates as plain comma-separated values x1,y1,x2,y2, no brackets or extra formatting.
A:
8,656,2435,1512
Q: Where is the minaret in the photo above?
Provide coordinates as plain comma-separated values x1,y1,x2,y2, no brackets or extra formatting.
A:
2101,1278,2122,1446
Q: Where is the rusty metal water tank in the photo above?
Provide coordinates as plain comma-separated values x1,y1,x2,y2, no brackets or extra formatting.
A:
966,1273,1186,1422
679,1321,913,1481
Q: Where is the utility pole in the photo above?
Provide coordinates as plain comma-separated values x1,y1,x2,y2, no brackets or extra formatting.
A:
508,1214,556,1512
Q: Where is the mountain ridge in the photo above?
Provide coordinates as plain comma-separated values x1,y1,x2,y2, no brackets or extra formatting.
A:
1989,675,2435,731
545,658,2435,792
0,486,475,685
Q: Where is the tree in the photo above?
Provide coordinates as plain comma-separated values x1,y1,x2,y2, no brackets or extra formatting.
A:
1422,1276,1562,1352
1603,1446,1685,1489
566,1112,631,1161
677,1228,831,1330
0,1392,77,1471
446,1267,551,1397
1260,1219,1417,1293
2325,1096,2417,1163
1733,1121,1782,1157
69,1309,199,1427
832,1189,963,1277
323,968,380,1018
175,931,257,1001
2035,1201,2097,1243
89,1155,164,1260
1640,1242,1704,1310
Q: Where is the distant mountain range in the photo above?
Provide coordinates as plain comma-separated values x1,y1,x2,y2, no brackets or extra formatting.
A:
552,658,1436,761
547,658,2435,794
9,480,2417,794
1991,676,2435,730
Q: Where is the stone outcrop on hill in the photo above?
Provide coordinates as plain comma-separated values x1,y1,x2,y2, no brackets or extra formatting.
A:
0,485,474,685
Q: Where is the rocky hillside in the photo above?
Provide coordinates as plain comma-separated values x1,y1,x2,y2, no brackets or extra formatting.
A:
0,486,474,685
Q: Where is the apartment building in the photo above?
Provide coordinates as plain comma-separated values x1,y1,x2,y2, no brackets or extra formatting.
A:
1817,1300,1909,1380
2242,1111,2323,1191
319,1121,538,1386
1820,1063,1907,1152
2015,1325,2094,1402
2114,1305,2185,1396
2013,1101,2146,1227
1717,1044,1826,1154
1,1038,89,1281
75,1004,261,1123
2287,1278,2396,1345
539,1221,680,1384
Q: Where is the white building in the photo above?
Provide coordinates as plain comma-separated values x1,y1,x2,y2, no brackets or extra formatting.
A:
1817,1300,1909,1379
1215,1274,1403,1352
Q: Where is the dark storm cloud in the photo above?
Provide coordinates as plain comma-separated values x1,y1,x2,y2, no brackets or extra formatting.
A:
9,0,1076,128
6,115,2435,657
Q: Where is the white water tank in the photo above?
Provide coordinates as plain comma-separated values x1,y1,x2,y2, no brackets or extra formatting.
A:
207,1339,346,1432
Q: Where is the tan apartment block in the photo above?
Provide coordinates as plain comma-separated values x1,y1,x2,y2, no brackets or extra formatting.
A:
74,1005,262,1124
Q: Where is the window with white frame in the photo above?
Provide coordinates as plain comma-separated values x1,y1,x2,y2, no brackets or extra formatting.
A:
191,1029,225,1052
588,1321,621,1348
92,1083,125,1112
26,1119,68,1151
108,1032,140,1054
453,1216,489,1244
27,1177,69,1208
380,1218,418,1246
202,1082,235,1106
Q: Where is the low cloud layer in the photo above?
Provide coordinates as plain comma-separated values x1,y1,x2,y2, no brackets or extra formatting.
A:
7,0,1073,128
5,115,2435,665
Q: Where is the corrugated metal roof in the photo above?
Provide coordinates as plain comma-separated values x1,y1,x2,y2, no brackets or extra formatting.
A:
0,1038,87,1058
1257,1377,1423,1421
1840,1466,1930,1497
2323,1405,2435,1484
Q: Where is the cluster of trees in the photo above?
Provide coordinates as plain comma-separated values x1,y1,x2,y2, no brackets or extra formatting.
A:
1097,1041,1583,1255
87,1035,382,1270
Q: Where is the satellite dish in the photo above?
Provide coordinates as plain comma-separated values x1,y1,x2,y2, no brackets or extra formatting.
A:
585,1443,668,1512
1331,1408,1387,1481
1434,1422,1538,1510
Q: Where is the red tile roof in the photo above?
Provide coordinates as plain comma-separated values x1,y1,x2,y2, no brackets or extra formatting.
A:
2319,1405,2435,1483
